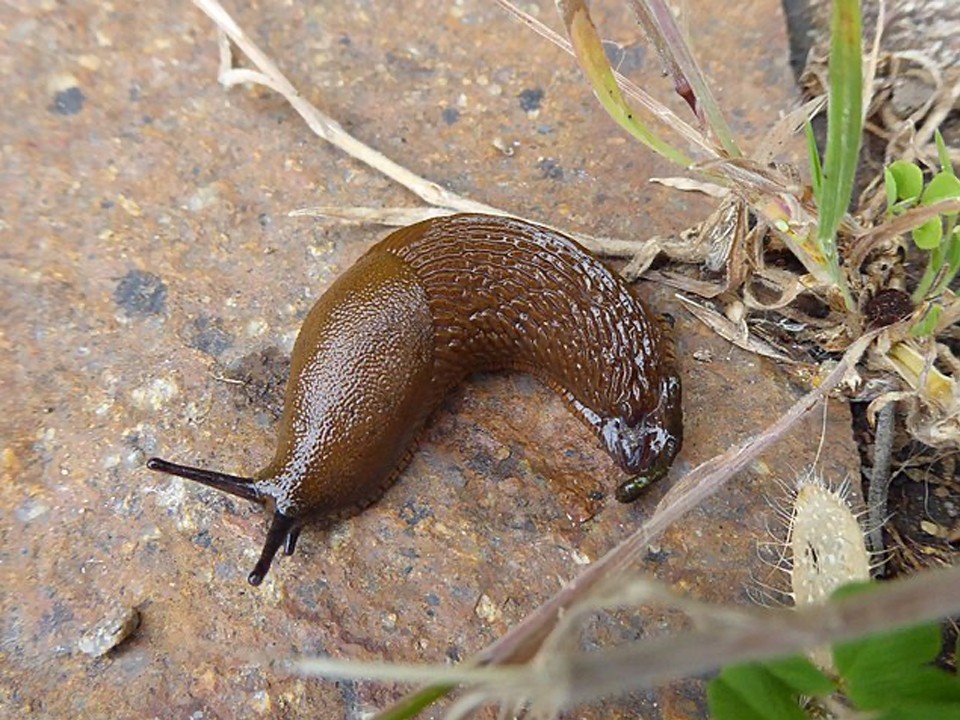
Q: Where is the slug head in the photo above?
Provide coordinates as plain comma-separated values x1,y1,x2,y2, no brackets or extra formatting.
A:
601,373,683,503
145,457,297,586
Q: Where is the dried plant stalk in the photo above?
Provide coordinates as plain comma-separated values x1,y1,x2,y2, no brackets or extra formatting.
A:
298,563,960,717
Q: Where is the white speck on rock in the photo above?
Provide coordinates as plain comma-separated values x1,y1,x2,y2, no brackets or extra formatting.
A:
246,319,268,337
185,184,219,212
131,377,179,411
150,477,186,511
16,497,50,522
475,593,501,623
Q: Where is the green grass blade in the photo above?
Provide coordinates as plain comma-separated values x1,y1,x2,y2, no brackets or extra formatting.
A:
559,0,693,168
630,0,741,158
815,0,862,309
931,229,960,297
912,244,945,303
911,303,943,337
371,684,455,720
805,120,823,203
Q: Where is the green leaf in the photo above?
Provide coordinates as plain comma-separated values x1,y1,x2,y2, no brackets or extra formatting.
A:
914,218,944,249
935,129,954,176
884,167,897,211
834,620,944,709
849,668,960,711
834,619,941,672
888,160,924,202
922,171,960,206
911,303,942,337
806,120,824,203
708,676,774,720
874,702,960,720
903,669,960,704
708,664,808,720
763,656,835,696
812,0,861,310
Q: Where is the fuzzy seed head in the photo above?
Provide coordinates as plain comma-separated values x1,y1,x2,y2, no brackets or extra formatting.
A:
790,477,870,606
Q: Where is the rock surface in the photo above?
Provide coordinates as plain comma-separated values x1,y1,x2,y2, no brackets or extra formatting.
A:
0,1,859,718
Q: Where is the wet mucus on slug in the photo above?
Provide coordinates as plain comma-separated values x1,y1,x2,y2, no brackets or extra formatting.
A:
147,213,683,585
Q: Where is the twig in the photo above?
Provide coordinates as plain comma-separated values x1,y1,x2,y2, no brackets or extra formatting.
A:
299,563,960,711
850,197,960,268
195,0,500,216
288,206,453,227
288,205,658,259
867,399,896,557
493,0,715,158
195,0,681,262
626,0,741,157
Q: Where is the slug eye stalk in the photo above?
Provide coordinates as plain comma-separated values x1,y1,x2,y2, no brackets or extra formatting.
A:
146,457,296,585
146,457,262,502
248,511,297,586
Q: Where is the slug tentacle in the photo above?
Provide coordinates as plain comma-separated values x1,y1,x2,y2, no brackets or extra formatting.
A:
248,511,297,586
283,527,302,556
145,457,262,503
147,213,683,585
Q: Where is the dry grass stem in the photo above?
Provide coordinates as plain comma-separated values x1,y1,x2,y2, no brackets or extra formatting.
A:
195,0,501,216
675,294,797,362
301,563,960,716
194,0,676,264
493,0,714,157
479,329,878,665
288,206,454,227
850,197,960,268
648,176,729,197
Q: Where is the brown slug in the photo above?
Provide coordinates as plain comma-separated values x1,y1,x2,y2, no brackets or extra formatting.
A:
147,213,682,585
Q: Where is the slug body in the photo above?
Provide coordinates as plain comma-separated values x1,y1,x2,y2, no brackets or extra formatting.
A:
148,214,682,585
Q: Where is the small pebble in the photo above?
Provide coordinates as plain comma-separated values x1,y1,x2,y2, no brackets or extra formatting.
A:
474,593,501,623
78,604,141,657
15,497,50,522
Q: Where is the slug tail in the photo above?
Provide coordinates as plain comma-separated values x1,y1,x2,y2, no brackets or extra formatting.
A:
247,511,297,586
146,457,262,503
